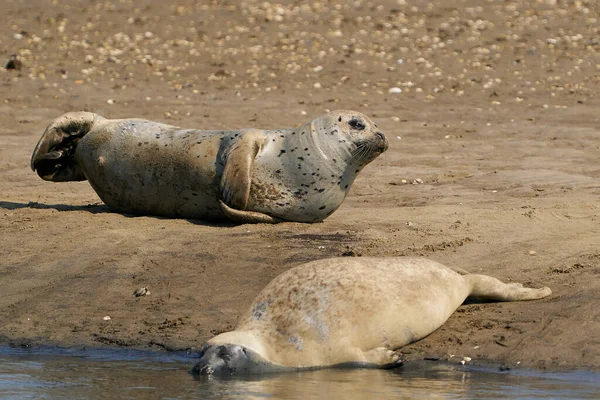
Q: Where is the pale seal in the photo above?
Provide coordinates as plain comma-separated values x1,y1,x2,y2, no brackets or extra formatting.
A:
192,257,552,376
30,110,387,223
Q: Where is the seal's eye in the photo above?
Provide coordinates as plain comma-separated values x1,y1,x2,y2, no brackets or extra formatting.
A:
348,119,366,131
198,345,209,358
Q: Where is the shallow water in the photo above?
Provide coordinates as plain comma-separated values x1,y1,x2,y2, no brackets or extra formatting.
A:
0,347,598,400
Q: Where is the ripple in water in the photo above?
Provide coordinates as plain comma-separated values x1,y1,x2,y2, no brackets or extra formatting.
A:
0,347,598,399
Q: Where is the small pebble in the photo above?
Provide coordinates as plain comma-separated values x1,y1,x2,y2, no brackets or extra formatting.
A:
5,56,22,71
133,287,150,297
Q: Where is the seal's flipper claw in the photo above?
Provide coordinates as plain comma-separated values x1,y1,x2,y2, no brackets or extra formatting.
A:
31,112,101,182
220,131,266,210
381,356,404,370
219,200,283,224
362,348,403,367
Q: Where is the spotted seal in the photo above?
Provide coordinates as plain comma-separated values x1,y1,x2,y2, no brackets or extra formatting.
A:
30,110,387,223
192,257,552,376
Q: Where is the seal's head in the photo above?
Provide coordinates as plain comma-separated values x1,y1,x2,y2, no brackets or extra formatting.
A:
192,344,276,377
309,110,388,169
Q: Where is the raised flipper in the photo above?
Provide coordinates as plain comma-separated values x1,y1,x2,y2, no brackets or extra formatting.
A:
219,200,283,224
466,274,552,301
31,112,102,181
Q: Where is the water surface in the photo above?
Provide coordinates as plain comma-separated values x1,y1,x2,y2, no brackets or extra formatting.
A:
0,347,598,399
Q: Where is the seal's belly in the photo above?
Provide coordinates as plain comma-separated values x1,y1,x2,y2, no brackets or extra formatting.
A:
75,119,226,219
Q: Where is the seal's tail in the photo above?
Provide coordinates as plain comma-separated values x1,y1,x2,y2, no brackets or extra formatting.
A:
31,112,100,182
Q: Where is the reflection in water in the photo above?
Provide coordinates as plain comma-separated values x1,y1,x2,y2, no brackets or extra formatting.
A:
0,347,598,399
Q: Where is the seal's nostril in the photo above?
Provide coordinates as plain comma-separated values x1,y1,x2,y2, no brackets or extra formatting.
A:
376,132,386,141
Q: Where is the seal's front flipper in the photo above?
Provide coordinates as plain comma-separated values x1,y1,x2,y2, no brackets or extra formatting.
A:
220,131,267,210
219,131,283,224
219,200,283,224
362,347,403,368
31,112,102,182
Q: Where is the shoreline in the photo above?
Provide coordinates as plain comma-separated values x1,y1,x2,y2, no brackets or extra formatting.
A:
2,340,599,375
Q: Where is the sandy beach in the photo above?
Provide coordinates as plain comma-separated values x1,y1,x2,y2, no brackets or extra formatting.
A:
1,0,598,371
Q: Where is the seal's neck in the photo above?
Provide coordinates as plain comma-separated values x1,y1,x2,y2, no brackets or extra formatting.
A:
312,121,352,161
290,121,354,176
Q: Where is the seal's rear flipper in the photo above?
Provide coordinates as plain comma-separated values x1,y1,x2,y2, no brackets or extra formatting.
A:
31,112,101,181
219,200,283,224
466,274,552,301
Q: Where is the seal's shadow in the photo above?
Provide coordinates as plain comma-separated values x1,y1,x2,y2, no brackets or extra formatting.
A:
0,200,111,214
0,200,237,227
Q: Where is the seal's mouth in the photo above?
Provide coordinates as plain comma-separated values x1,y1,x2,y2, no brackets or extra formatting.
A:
192,363,216,376
192,353,229,377
193,362,237,377
354,131,388,155
375,131,389,152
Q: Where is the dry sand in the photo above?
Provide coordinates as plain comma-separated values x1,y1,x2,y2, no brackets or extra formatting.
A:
1,0,598,371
